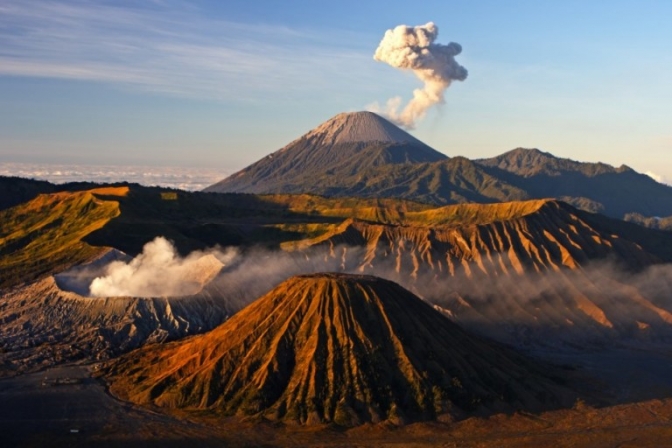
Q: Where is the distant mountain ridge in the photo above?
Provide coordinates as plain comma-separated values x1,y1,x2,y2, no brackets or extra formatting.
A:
475,147,631,177
205,113,672,219
474,148,672,218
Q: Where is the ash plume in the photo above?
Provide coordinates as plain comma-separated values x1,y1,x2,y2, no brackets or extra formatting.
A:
372,22,467,129
89,237,237,297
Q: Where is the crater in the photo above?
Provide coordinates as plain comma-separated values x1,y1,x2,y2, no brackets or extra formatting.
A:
54,247,224,298
54,249,130,296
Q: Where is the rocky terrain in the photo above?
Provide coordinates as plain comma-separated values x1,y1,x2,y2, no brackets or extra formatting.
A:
302,199,672,346
104,273,576,425
2,175,672,444
0,273,235,377
206,112,672,220
4,184,672,377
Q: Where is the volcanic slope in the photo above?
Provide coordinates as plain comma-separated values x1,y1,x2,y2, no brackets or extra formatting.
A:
308,199,667,273
204,111,448,194
0,272,232,377
0,184,440,373
105,273,575,426
0,186,125,289
293,199,672,345
475,148,672,218
204,114,672,219
5,184,672,354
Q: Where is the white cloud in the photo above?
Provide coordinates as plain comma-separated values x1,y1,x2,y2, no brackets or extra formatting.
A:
645,171,667,185
0,162,228,191
0,1,369,101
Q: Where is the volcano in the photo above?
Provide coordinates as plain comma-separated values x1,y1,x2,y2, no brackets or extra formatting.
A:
105,273,574,426
204,111,447,194
204,112,672,220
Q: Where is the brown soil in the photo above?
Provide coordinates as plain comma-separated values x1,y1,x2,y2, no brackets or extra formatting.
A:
105,274,575,425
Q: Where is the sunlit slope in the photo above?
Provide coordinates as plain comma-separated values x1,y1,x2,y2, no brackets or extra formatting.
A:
307,199,659,272
3,184,672,291
83,187,444,256
0,187,126,288
295,200,672,344
105,274,574,425
4,184,672,351
0,186,427,289
0,175,114,212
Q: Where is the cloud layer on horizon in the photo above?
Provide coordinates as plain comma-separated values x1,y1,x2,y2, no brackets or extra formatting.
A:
0,162,227,191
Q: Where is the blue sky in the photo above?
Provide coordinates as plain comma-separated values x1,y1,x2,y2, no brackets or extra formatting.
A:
1,0,671,182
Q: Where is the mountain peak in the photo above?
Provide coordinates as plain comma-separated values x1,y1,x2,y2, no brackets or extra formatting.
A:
204,111,447,194
303,111,425,146
476,147,620,177
106,273,573,425
493,147,558,164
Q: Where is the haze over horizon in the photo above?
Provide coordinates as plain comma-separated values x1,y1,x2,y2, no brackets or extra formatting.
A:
1,1,671,183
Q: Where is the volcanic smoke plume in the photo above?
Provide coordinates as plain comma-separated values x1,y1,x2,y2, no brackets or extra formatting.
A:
89,237,235,297
372,22,467,129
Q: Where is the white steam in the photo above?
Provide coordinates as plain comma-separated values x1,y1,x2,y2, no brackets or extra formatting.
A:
78,234,672,347
371,22,467,129
89,237,236,297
